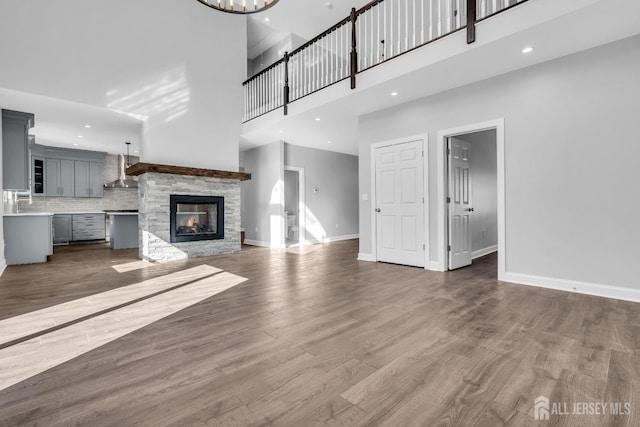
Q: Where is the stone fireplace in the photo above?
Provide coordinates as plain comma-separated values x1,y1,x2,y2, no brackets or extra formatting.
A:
127,163,251,262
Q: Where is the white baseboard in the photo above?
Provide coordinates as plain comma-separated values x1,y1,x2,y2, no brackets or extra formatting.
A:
358,253,375,262
307,234,359,244
428,261,444,271
0,259,6,277
504,272,640,303
472,245,498,260
243,239,270,248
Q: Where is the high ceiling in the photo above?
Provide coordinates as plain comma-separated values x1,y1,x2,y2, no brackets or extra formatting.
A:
240,0,640,156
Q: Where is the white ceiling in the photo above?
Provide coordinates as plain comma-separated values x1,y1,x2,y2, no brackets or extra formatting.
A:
0,88,142,156
240,0,640,156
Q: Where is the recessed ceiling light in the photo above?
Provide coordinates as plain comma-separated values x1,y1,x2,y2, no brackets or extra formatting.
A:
279,129,283,134
264,17,269,22
77,135,83,138
134,150,139,153
84,124,92,129
327,140,332,144
315,117,321,121
73,143,79,146
522,46,534,54
391,91,398,96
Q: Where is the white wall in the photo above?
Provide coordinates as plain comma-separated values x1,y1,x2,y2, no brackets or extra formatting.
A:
0,0,246,172
359,35,640,291
455,130,498,254
241,141,284,247
285,144,359,242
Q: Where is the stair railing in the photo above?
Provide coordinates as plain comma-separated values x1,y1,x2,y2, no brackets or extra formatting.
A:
243,0,528,122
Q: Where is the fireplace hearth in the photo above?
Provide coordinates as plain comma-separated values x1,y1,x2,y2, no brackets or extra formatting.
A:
170,195,224,243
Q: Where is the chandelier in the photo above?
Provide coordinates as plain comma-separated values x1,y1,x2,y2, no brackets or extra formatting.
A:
196,0,279,14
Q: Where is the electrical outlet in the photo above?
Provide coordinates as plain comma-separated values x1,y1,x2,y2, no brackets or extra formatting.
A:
335,223,339,229
482,229,486,238
255,227,258,233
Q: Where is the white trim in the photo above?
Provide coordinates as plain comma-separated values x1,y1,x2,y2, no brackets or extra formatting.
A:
472,245,498,260
358,253,376,262
436,119,505,280
429,261,443,271
504,272,640,304
370,134,429,268
306,234,359,244
284,165,306,247
243,239,271,248
0,259,6,277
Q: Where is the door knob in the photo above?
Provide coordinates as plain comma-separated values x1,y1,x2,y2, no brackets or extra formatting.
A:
466,208,475,212
375,208,381,213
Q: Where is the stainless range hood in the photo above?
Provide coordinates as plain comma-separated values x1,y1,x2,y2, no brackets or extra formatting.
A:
105,142,138,189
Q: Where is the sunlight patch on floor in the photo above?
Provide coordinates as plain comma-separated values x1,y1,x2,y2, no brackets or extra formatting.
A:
0,265,221,346
112,260,156,273
0,271,247,392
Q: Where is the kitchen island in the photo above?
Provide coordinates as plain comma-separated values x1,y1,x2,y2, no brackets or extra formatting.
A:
106,211,138,249
3,213,53,264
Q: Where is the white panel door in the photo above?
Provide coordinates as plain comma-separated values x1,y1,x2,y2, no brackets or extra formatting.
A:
375,140,425,267
448,138,473,270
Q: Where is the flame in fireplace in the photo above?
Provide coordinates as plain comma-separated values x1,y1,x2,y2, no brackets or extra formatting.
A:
187,217,196,227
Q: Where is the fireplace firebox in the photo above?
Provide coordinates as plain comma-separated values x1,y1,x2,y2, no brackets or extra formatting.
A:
170,195,224,243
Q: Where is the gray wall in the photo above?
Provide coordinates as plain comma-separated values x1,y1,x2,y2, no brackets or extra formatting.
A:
359,35,640,290
455,130,498,254
285,144,358,242
241,141,284,247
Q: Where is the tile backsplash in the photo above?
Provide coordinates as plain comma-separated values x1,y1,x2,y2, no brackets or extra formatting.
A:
10,188,139,213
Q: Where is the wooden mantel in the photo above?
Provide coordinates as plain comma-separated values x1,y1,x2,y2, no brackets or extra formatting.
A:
126,162,251,181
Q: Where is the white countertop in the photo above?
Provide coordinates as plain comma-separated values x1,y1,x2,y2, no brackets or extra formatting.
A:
53,212,107,215
106,212,139,216
3,212,54,217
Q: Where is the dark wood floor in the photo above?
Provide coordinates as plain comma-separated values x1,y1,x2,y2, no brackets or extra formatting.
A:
0,240,638,426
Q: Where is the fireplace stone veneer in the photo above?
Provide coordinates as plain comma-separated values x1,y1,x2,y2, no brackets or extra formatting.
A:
137,172,242,262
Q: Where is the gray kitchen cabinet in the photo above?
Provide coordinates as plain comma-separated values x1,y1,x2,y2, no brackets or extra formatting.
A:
74,161,103,198
45,158,74,197
72,213,106,241
52,214,72,244
4,214,53,265
2,109,33,191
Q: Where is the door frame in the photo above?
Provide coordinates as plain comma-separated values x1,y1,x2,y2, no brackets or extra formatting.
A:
370,134,429,268
435,119,505,280
284,165,306,246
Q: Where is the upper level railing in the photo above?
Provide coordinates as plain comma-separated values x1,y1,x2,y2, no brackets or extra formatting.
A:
243,0,528,122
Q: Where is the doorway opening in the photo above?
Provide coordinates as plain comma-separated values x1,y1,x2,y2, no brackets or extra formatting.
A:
284,166,305,247
436,119,505,279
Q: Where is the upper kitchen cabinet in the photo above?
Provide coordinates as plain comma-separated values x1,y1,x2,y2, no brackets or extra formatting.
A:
33,144,106,198
45,158,74,197
74,160,103,198
2,109,34,191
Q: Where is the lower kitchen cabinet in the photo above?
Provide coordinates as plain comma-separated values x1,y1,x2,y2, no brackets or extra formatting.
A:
72,213,106,241
53,213,106,244
3,214,53,265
